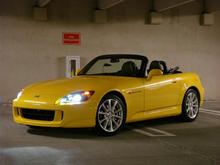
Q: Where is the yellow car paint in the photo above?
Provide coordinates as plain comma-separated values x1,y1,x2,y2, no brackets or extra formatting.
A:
13,72,204,128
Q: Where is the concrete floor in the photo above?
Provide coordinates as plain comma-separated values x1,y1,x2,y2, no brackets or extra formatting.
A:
0,102,220,165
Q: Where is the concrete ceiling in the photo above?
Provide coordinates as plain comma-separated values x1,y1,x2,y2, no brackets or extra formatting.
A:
205,0,220,12
98,0,124,9
36,0,220,12
153,0,220,12
37,0,51,7
154,0,196,12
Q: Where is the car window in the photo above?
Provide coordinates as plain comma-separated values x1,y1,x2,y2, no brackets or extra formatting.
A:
86,58,142,75
79,55,148,77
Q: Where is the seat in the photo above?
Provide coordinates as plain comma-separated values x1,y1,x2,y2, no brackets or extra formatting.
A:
148,60,163,73
159,61,168,74
120,61,137,76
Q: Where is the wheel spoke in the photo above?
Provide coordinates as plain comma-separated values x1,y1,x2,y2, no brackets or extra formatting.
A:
109,119,113,131
108,99,112,110
192,109,196,116
191,94,196,101
101,104,108,112
98,111,107,115
103,120,109,129
112,100,118,112
187,109,190,115
191,109,194,116
188,93,192,101
192,100,198,104
112,118,119,128
186,107,190,113
189,109,193,117
100,117,108,124
113,115,122,119
192,104,198,108
114,108,122,114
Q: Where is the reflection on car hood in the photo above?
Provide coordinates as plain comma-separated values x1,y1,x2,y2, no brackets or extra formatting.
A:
22,76,136,96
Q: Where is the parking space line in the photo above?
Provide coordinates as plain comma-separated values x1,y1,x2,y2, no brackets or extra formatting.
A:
2,103,12,107
200,108,220,114
200,111,220,116
133,127,176,137
146,127,176,136
200,108,220,116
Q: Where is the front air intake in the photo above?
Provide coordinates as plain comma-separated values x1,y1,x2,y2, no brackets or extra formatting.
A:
21,109,55,121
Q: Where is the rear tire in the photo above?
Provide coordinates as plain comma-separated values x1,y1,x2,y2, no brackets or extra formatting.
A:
181,89,200,122
95,94,126,136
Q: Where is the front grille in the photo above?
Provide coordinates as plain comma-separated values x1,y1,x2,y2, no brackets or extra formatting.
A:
21,109,55,121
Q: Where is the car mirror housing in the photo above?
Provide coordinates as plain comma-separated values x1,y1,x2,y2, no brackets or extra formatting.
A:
148,69,163,79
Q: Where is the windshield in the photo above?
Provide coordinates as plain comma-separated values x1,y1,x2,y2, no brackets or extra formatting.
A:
79,55,148,77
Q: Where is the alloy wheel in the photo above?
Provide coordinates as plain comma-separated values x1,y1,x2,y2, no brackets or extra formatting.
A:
185,92,199,119
97,98,123,133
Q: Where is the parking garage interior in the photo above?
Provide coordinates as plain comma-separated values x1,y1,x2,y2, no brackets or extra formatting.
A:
0,0,220,164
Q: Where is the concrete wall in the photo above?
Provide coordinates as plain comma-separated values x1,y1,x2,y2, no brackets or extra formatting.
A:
0,0,220,102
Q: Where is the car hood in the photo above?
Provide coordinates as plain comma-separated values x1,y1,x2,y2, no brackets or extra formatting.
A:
15,75,144,106
19,76,141,102
23,76,116,95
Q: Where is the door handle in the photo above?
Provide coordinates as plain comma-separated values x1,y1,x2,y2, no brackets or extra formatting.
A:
172,80,177,83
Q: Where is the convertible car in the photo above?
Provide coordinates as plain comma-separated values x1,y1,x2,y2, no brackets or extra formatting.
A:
13,54,204,135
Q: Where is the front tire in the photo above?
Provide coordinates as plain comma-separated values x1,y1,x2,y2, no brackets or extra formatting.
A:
181,89,200,122
95,94,126,136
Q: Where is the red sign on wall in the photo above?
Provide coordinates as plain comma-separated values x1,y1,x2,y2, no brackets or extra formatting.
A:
63,32,81,45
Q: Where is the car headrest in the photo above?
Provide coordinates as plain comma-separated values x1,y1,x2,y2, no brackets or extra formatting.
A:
149,60,162,71
121,61,137,75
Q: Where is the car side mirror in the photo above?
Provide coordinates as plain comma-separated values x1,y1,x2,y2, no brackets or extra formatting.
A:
148,69,163,79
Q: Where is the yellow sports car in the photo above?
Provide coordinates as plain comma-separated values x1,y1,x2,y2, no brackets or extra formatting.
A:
13,54,204,135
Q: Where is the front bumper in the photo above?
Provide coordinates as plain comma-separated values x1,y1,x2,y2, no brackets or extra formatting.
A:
12,99,97,128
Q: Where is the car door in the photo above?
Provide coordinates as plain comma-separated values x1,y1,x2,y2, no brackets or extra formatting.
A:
144,74,181,111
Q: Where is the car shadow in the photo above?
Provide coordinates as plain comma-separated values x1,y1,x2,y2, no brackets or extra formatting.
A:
27,127,99,139
127,116,183,129
27,116,183,139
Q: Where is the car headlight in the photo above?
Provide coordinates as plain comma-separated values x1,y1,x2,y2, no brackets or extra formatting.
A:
14,90,23,101
17,91,23,99
56,91,95,105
